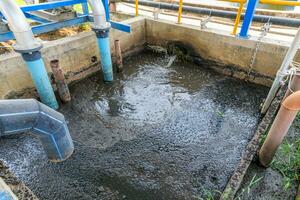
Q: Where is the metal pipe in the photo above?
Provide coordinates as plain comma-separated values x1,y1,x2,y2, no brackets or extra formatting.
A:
218,0,246,3
0,99,74,162
110,0,117,13
232,2,244,35
239,0,259,38
122,0,300,27
102,0,110,21
88,0,113,82
50,60,71,103
260,0,300,6
261,27,300,114
177,0,183,24
135,0,139,16
259,90,300,167
115,39,123,72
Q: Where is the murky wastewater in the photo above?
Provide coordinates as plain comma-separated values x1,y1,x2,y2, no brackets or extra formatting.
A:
0,51,268,199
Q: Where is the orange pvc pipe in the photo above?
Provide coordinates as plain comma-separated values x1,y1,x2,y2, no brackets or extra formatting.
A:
282,90,300,111
259,90,300,167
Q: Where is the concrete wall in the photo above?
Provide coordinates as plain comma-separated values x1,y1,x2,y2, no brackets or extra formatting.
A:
0,16,146,99
146,18,300,86
2,16,300,99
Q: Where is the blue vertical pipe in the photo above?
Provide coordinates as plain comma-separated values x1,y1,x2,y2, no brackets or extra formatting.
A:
239,0,259,38
22,51,59,109
0,191,15,200
102,0,110,21
81,2,89,15
96,30,113,81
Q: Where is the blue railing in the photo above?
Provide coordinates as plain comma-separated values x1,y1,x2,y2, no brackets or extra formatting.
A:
0,0,131,42
239,0,259,38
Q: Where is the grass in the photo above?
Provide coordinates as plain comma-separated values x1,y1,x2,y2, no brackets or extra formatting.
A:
271,139,300,190
235,174,263,200
259,112,300,190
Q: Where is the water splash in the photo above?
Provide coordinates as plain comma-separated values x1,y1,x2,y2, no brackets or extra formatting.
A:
165,55,177,68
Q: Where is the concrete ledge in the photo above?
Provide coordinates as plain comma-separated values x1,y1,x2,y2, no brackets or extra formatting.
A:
0,16,146,99
0,161,38,200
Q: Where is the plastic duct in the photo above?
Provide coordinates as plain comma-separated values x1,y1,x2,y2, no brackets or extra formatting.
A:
0,99,74,162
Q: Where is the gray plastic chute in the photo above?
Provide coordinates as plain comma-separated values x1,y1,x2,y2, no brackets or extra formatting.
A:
0,99,74,162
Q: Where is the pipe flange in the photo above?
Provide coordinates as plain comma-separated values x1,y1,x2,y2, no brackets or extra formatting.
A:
21,51,42,62
92,22,111,38
13,42,43,54
91,21,111,31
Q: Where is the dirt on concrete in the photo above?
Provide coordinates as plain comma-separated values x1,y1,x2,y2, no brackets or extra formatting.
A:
0,51,268,199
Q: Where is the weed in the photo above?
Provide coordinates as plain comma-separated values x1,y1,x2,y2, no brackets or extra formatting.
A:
198,187,222,200
235,174,263,200
216,110,225,118
271,139,300,190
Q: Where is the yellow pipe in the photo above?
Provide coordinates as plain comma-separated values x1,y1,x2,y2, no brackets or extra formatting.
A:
135,0,138,16
217,0,246,3
260,0,300,6
232,2,244,35
177,0,183,24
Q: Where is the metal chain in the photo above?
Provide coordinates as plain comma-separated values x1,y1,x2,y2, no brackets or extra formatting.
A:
245,19,271,80
200,10,211,29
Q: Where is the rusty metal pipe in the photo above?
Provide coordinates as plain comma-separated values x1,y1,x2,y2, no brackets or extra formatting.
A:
50,60,71,103
259,90,300,167
114,40,123,72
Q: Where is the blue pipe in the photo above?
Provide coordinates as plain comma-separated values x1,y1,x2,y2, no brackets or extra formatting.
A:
102,0,110,21
0,99,74,162
239,0,259,38
81,2,89,15
22,51,58,109
0,191,15,200
96,30,113,82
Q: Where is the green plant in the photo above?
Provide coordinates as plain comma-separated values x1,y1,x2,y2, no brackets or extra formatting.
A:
199,187,222,200
216,109,225,118
235,174,263,200
271,139,300,190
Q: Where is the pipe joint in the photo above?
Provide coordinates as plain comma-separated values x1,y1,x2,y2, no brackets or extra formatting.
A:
0,99,74,162
91,22,111,32
13,41,43,54
94,28,110,38
21,51,42,62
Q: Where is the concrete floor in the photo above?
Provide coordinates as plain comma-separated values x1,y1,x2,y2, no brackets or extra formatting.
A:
0,51,268,199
